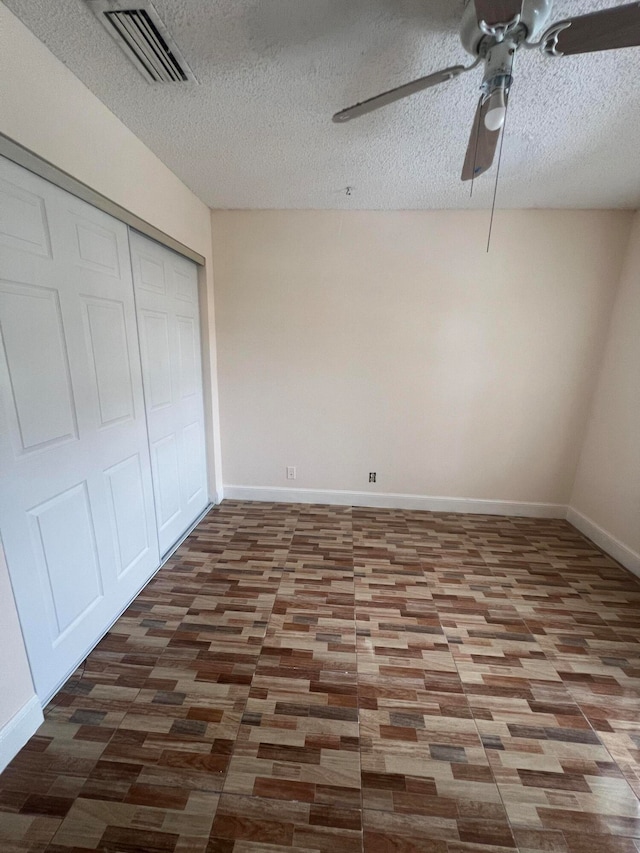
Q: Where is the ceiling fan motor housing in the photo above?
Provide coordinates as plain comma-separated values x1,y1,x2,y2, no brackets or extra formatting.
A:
461,0,555,55
483,39,515,88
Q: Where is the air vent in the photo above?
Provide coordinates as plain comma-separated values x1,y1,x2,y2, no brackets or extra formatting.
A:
87,1,196,83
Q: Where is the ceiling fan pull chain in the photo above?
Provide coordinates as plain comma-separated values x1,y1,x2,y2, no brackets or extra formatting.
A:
486,47,516,252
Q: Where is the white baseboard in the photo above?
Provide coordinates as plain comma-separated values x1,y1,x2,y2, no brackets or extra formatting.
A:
0,695,43,774
223,485,566,519
566,507,640,578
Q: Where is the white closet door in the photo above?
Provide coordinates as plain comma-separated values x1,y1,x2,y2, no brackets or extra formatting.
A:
129,231,208,555
0,158,160,700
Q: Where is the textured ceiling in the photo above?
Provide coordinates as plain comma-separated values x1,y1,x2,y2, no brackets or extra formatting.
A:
5,0,640,209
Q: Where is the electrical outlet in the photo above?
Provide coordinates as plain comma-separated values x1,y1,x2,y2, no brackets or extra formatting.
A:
287,466,296,480
369,472,376,483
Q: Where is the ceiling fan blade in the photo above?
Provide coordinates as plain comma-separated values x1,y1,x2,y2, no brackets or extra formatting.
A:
474,0,523,26
461,97,501,182
542,3,640,56
333,65,467,123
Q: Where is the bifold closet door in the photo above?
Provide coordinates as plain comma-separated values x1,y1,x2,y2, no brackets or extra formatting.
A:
129,231,208,556
0,158,160,700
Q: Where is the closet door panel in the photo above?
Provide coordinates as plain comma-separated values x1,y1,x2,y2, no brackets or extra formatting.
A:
138,308,173,410
0,175,52,257
28,482,103,637
0,158,160,700
130,231,208,555
0,281,77,450
104,452,152,579
82,296,135,428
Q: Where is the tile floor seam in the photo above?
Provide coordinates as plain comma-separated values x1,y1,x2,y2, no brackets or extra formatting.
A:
474,526,640,853
511,531,640,816
441,582,521,852
191,503,298,849
348,512,366,853
540,654,640,815
43,668,149,852
218,504,300,808
215,505,302,812
441,532,526,851
444,524,583,850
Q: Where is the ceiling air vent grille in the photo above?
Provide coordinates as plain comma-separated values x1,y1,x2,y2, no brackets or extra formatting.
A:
87,1,196,83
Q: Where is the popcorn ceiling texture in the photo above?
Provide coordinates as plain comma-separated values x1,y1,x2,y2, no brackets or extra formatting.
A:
4,0,640,209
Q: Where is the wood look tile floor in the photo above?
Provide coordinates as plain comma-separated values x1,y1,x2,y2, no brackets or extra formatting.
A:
2,501,640,853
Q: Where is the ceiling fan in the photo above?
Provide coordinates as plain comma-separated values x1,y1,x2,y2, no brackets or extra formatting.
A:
333,1,640,182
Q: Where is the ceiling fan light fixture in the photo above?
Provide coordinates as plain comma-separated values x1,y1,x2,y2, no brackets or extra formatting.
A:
485,105,506,131
484,88,507,131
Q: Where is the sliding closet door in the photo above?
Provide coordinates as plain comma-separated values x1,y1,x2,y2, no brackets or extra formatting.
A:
0,158,160,700
129,232,208,555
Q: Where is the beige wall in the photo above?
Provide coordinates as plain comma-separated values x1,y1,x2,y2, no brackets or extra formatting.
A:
212,210,631,507
0,4,222,730
570,210,640,569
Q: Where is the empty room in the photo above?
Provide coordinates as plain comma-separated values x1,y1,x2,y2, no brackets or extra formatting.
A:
0,1,639,851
